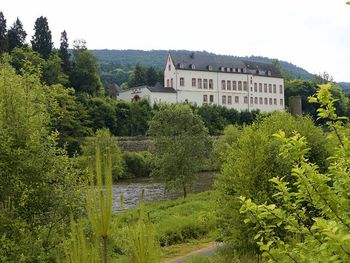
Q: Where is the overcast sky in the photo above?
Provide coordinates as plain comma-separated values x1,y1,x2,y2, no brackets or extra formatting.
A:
1,0,350,81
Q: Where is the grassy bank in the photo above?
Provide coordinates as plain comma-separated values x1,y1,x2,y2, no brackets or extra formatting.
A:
113,191,218,259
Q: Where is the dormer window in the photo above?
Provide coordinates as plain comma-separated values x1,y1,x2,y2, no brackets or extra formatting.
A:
190,64,196,70
237,68,241,73
243,68,247,73
267,70,272,76
220,67,225,72
208,65,213,71
179,63,184,69
226,68,231,72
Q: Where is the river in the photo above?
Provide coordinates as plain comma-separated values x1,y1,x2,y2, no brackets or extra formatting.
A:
112,172,215,212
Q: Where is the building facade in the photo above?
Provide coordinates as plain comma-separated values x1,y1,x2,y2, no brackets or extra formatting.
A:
118,51,285,112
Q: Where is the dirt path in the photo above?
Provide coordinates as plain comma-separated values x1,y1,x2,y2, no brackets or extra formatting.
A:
165,242,224,263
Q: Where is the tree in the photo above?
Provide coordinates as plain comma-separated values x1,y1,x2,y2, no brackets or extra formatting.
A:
44,84,91,155
240,84,350,262
146,66,158,86
128,64,146,87
0,61,82,261
31,16,53,59
81,128,124,182
7,17,26,51
59,30,71,75
70,42,102,95
0,11,8,54
148,104,211,198
42,53,69,85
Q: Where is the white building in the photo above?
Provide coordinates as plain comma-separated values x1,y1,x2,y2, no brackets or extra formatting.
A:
117,52,285,112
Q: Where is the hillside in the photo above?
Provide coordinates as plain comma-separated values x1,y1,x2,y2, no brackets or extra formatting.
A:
91,49,350,90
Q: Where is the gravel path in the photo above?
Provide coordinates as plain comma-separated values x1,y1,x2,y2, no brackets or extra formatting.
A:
166,242,224,263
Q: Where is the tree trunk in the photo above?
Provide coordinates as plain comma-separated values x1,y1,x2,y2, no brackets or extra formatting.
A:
183,182,187,199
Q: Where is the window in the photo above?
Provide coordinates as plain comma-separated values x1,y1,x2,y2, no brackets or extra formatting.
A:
269,84,272,93
167,79,170,87
180,77,184,87
279,85,283,94
168,64,171,71
227,81,231,90
171,78,173,87
250,97,253,104
204,79,208,89
210,95,214,103
222,95,226,104
259,97,263,104
280,99,284,105
269,98,272,105
254,83,257,92
203,94,208,103
264,98,268,104
226,67,231,72
244,96,248,104
233,81,237,90
191,64,195,69
192,78,196,87
221,80,226,90
243,81,248,91
198,79,202,89
208,65,213,71
274,98,277,105
264,83,267,93
238,81,242,91
235,96,239,103
254,97,258,104
259,83,262,92
209,79,213,89
228,96,232,104
273,84,276,93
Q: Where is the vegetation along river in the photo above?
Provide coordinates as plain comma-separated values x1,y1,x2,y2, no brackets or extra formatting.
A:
112,172,214,212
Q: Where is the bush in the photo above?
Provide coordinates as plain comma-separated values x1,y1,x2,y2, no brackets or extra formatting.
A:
122,151,153,178
215,111,333,252
240,84,350,261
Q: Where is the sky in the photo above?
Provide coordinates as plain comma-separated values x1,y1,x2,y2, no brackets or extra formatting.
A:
1,0,350,81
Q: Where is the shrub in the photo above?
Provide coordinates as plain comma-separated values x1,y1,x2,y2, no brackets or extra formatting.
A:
240,84,350,261
215,111,333,252
122,151,153,178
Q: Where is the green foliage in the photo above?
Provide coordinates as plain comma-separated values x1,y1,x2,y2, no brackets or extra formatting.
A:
0,61,82,261
42,53,69,85
116,191,217,247
82,96,118,134
44,84,91,155
85,147,113,263
31,16,53,59
7,18,26,51
0,11,7,54
215,111,332,252
70,47,102,95
122,204,162,263
59,30,71,76
148,104,212,198
240,84,350,262
81,129,124,181
122,151,153,178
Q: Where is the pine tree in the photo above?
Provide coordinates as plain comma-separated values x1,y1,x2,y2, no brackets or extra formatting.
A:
59,30,71,74
0,11,8,54
31,16,53,59
7,17,26,51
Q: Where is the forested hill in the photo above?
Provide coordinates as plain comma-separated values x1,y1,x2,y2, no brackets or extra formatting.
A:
91,49,315,80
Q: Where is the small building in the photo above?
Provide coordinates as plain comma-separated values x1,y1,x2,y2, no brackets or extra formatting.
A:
117,51,285,112
117,83,177,104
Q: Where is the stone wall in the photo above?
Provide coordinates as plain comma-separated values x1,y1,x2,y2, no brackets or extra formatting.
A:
117,136,153,152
